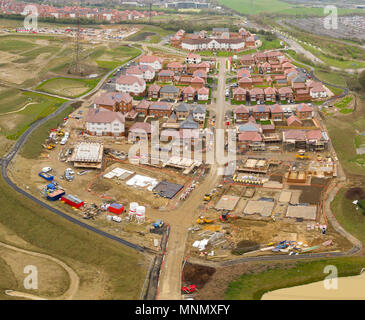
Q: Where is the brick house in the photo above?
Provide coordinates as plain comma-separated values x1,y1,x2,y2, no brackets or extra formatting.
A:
160,85,180,100
278,87,294,102
193,70,207,81
233,87,247,102
158,69,175,82
135,100,150,116
149,102,172,117
270,104,284,121
238,77,253,89
239,54,255,66
252,105,271,121
190,76,205,89
296,103,313,119
234,105,250,122
166,61,185,73
94,92,132,113
238,131,263,150
148,84,161,99
264,87,277,102
182,86,196,102
186,53,201,64
250,88,265,104
287,115,302,127
175,103,191,120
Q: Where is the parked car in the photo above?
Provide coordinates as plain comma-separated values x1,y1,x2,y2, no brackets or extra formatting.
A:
42,167,52,173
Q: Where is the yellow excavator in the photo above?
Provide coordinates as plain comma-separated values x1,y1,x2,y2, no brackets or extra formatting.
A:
47,144,56,150
57,129,65,137
196,215,214,224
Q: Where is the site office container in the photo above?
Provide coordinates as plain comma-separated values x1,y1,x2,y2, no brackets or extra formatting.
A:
61,194,84,208
47,189,65,201
108,203,125,215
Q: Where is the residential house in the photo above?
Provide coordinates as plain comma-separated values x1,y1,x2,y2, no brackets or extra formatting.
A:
237,68,251,80
309,82,327,99
287,115,302,127
182,86,196,102
85,108,125,137
234,105,250,122
166,61,184,73
264,87,277,102
190,76,205,89
295,88,311,101
186,53,201,64
193,70,207,81
238,77,253,89
94,92,132,113
175,103,191,120
126,64,155,82
233,87,247,102
197,87,209,101
135,100,150,116
278,87,294,102
148,84,161,99
115,75,146,96
160,85,180,100
270,104,284,121
296,103,313,119
238,131,263,151
139,55,163,71
158,69,175,82
250,88,265,104
179,114,199,130
252,104,270,121
128,122,151,142
149,102,172,117
239,54,255,66
192,105,206,123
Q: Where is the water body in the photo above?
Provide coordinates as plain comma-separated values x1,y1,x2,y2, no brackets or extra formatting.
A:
262,273,365,300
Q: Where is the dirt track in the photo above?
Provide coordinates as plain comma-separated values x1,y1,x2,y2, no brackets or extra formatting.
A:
157,57,229,300
0,241,79,300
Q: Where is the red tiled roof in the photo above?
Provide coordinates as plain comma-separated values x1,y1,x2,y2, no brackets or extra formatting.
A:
270,104,283,113
85,108,125,123
234,105,249,114
286,115,302,126
238,131,262,142
306,130,322,141
129,122,151,134
140,55,163,64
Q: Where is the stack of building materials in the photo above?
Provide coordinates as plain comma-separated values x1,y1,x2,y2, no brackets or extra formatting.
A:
126,174,159,191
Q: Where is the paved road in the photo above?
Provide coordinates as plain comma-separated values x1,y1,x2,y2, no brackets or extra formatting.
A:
156,58,228,300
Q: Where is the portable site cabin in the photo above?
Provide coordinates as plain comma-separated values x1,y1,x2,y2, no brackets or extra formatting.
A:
108,203,125,215
39,172,54,181
61,194,84,208
47,189,65,201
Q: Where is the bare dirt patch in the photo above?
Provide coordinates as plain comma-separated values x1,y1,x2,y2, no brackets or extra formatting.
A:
345,187,365,201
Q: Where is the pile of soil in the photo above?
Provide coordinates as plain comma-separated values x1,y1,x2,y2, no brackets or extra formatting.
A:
345,187,365,201
91,180,112,192
231,239,260,255
183,262,216,289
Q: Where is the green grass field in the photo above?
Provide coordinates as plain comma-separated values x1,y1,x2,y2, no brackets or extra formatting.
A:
331,188,365,244
36,77,100,98
0,90,67,140
0,175,147,299
218,0,363,15
226,257,365,299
